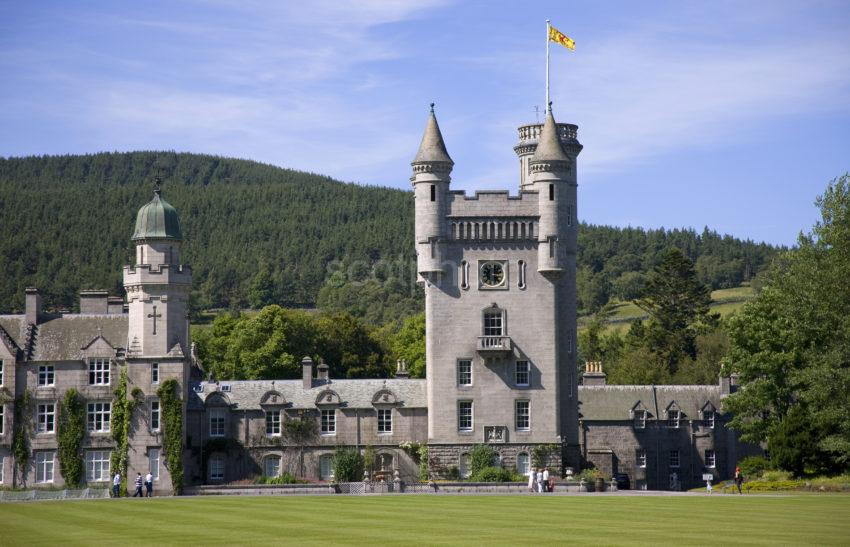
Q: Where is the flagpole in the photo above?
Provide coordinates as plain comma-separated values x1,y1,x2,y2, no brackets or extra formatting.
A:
545,19,550,111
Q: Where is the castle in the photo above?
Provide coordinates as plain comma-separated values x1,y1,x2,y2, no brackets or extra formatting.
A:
0,107,755,493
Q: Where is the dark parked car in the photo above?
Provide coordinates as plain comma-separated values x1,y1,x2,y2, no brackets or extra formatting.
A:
613,473,630,490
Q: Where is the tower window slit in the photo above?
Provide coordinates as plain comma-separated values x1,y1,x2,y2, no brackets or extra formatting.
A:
430,184,435,202
549,184,554,201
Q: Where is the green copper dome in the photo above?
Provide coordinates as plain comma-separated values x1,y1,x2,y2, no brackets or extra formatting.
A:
132,187,183,241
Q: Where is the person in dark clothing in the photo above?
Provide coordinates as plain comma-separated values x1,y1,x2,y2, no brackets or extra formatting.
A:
133,473,144,497
734,467,744,494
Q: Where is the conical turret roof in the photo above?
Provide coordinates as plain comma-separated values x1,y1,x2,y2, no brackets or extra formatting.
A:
412,107,453,165
132,184,183,241
531,107,570,163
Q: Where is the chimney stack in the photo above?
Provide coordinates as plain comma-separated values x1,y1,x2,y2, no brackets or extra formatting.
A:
25,287,42,325
301,356,314,389
317,358,329,382
79,290,109,314
395,359,410,378
582,361,607,386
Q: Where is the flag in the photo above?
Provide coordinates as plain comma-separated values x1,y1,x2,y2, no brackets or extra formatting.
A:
548,24,575,51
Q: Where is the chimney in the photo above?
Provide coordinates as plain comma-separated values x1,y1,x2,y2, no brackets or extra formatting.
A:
317,358,329,382
395,359,410,379
301,356,314,389
79,290,109,314
582,361,607,386
25,287,42,325
107,296,125,314
720,372,740,395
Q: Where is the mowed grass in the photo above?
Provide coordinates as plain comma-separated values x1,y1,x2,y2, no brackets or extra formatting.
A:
1,494,848,546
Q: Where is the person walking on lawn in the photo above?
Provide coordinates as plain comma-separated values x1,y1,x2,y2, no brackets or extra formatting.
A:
133,473,144,497
112,472,121,498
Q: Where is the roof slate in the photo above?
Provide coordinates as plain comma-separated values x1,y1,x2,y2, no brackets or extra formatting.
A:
578,384,721,421
190,378,427,411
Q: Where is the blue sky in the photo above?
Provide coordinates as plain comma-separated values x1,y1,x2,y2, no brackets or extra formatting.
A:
2,1,849,246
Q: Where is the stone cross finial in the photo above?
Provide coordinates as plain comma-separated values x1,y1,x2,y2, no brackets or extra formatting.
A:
429,102,435,113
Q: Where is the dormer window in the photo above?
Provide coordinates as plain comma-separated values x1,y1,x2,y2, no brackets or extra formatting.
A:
634,409,647,429
668,410,681,428
702,410,715,429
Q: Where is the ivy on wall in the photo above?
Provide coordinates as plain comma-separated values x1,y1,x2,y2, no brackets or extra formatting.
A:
57,388,86,487
157,378,184,495
12,389,33,487
110,368,143,495
531,444,559,470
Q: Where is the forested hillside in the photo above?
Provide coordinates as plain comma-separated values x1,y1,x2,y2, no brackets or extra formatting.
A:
0,152,778,317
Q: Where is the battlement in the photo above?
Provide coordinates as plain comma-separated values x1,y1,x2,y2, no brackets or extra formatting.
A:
123,263,193,286
447,190,539,218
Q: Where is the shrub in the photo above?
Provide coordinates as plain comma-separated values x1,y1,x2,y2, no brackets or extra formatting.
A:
577,468,604,482
254,472,301,485
469,445,497,478
738,455,771,479
471,467,522,482
332,448,364,482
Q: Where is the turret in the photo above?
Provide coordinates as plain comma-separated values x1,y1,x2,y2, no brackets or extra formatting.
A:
528,106,581,277
123,181,192,357
411,104,453,281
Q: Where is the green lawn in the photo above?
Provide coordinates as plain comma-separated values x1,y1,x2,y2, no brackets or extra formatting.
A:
1,494,848,545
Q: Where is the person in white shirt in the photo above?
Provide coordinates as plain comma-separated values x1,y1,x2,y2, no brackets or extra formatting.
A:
112,472,121,498
542,468,550,493
536,469,544,493
145,472,154,497
528,468,536,492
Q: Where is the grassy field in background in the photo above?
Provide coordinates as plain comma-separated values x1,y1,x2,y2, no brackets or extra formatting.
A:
578,285,756,333
0,494,848,545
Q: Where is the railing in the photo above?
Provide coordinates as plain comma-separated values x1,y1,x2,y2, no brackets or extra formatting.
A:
0,488,110,502
477,336,512,352
452,220,536,241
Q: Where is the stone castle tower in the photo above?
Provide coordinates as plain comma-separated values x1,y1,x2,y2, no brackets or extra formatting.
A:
123,183,192,488
413,105,582,473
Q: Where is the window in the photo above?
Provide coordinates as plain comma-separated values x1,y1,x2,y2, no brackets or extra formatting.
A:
549,183,554,201
703,410,715,429
634,409,646,429
321,409,336,435
567,204,572,226
88,359,110,385
209,457,225,481
319,454,334,480
209,409,225,437
705,449,716,468
483,310,503,336
150,400,160,432
377,409,392,434
515,400,530,431
459,453,471,479
669,450,680,468
264,456,281,478
636,449,647,468
457,359,472,386
38,365,54,386
430,184,435,202
151,363,159,384
37,403,55,433
0,405,4,436
36,452,54,483
266,410,281,436
516,452,530,475
515,360,530,387
668,410,681,428
517,260,526,289
460,260,469,290
0,455,4,484
85,450,111,482
458,401,473,431
0,360,4,386
149,448,160,481
87,402,111,433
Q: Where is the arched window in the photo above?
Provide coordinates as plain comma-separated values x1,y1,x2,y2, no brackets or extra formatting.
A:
518,260,526,289
493,452,502,468
460,260,469,290
516,452,530,475
459,453,471,479
319,454,334,481
264,456,281,478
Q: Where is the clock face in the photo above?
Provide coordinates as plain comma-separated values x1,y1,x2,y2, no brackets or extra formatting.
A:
481,261,505,287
